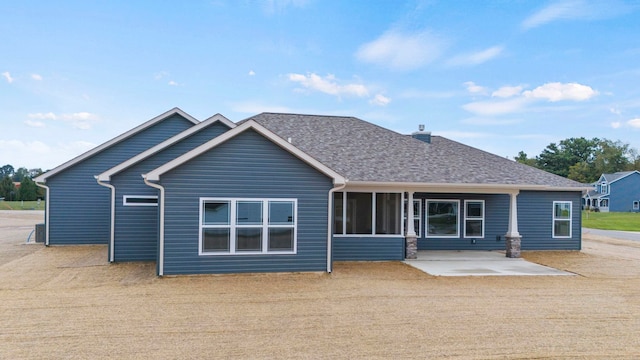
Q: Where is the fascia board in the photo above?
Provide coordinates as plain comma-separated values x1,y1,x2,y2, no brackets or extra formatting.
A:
35,107,199,182
344,181,590,193
145,120,345,185
96,113,234,182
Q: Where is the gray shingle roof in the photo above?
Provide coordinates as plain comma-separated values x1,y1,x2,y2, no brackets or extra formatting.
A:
602,171,635,183
247,113,586,189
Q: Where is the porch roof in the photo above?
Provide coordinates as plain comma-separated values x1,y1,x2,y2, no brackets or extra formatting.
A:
245,113,586,191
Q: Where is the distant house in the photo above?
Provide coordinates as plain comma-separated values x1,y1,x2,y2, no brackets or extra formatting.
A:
37,109,588,276
583,171,640,212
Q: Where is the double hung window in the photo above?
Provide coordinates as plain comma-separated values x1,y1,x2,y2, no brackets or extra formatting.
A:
552,201,572,238
464,200,484,238
200,198,296,255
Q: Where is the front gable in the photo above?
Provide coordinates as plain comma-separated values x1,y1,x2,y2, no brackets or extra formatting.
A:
155,129,336,275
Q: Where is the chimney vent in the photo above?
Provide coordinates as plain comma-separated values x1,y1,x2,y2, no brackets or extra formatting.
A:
419,124,425,131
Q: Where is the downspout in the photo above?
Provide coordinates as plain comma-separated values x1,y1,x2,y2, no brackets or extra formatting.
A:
143,175,166,277
95,177,116,262
35,181,50,246
327,181,347,273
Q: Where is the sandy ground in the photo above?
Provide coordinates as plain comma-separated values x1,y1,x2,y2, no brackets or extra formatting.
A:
1,211,639,359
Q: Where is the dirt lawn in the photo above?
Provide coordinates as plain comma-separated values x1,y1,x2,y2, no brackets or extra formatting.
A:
1,211,639,359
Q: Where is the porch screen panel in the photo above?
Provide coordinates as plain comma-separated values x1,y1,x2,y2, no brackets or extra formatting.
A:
346,192,372,234
333,192,343,234
375,193,401,235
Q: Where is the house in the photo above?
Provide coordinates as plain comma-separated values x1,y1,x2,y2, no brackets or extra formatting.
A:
583,171,640,212
34,108,201,246
37,109,588,276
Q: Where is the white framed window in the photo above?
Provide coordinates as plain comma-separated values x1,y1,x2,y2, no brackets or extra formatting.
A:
633,201,639,210
601,182,608,194
123,195,158,206
464,200,485,238
553,201,572,238
426,200,460,238
199,198,297,255
404,199,422,237
333,192,402,236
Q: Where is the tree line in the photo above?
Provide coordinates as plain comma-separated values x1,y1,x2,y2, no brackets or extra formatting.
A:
515,138,640,183
0,164,45,201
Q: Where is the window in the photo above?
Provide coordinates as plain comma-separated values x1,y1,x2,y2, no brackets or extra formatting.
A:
601,182,608,194
123,195,158,206
333,192,402,236
200,198,296,255
404,199,422,237
464,200,485,238
553,201,572,238
633,201,639,210
426,200,459,237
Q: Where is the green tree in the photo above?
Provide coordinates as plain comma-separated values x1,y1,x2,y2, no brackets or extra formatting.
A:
18,177,38,201
514,151,538,167
0,176,16,200
536,137,600,178
13,167,29,182
591,139,630,175
0,164,14,178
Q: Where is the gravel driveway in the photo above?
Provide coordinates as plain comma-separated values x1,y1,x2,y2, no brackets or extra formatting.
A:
1,211,639,359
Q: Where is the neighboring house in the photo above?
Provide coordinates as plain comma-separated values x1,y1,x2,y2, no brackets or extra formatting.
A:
37,110,588,276
583,171,640,212
95,114,235,262
34,108,201,245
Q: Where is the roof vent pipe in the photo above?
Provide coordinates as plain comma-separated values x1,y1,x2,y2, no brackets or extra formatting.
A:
419,124,425,131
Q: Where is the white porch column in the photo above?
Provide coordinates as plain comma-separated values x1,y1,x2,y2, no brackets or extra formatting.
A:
505,191,522,258
405,191,417,259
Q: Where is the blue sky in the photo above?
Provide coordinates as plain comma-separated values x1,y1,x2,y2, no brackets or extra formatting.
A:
2,0,640,170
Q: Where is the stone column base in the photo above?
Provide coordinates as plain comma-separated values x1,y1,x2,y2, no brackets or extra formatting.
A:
405,235,417,259
505,235,521,258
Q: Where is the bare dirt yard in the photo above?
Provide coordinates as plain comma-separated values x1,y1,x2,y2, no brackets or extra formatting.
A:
1,211,639,359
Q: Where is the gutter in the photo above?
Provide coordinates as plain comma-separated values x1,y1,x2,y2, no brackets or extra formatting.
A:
143,175,165,277
34,181,50,246
95,176,116,262
344,181,592,193
327,181,347,273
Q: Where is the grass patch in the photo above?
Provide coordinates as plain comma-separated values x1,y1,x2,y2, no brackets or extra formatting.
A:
582,210,640,231
0,201,45,210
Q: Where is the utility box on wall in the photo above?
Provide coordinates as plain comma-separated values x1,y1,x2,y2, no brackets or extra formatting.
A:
35,223,45,243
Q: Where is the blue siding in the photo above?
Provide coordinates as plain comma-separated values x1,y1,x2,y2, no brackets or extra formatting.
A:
333,237,404,260
158,129,334,275
418,194,509,250
609,172,640,212
110,122,230,261
518,191,582,250
45,114,195,245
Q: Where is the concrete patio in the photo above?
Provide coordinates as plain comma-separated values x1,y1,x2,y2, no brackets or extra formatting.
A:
404,250,575,276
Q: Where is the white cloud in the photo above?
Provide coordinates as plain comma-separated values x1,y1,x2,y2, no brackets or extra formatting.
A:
24,119,46,128
369,94,391,106
154,71,169,80
523,82,598,102
248,70,256,76
492,85,524,98
522,0,633,29
463,81,488,95
288,73,369,97
447,46,504,67
27,111,98,130
628,118,640,128
355,29,446,71
31,73,43,81
262,0,309,14
2,71,14,83
168,80,179,86
609,107,621,115
611,121,622,129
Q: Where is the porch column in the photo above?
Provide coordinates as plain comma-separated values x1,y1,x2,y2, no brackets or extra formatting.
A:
505,191,521,258
405,191,417,259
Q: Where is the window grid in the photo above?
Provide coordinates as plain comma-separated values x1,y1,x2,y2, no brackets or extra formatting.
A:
464,200,485,238
552,201,572,238
199,198,297,255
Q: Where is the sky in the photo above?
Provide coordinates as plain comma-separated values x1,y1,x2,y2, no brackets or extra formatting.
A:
2,0,640,171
